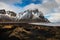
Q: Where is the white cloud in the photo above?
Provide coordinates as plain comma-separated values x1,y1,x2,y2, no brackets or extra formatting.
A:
23,0,60,22
53,6,60,13
0,0,22,4
55,0,60,4
23,3,49,15
42,0,58,9
23,0,58,15
46,13,60,22
0,2,22,13
0,0,60,22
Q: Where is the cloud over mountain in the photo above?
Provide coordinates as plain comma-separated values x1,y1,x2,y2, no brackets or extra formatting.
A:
23,0,60,22
0,2,22,13
0,0,60,23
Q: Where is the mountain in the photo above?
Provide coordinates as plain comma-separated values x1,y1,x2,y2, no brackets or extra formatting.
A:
0,9,17,22
0,9,50,22
19,9,50,22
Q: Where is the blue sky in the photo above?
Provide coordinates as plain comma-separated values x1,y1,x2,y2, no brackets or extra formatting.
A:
14,0,42,7
0,0,60,23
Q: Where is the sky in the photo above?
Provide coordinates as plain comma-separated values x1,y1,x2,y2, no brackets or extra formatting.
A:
0,0,60,23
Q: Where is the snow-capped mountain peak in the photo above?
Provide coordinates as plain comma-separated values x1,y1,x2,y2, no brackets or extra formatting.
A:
18,9,50,22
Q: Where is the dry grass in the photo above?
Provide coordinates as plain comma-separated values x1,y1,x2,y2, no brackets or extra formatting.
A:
0,24,60,40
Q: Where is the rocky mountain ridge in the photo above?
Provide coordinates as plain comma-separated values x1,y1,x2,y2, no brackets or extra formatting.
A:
0,9,50,22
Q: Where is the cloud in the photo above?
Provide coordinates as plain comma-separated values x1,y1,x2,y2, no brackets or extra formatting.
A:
23,0,60,22
23,0,58,15
0,0,60,23
23,3,49,15
0,2,22,13
19,3,49,19
0,0,22,4
55,0,60,4
42,0,58,9
46,13,60,22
